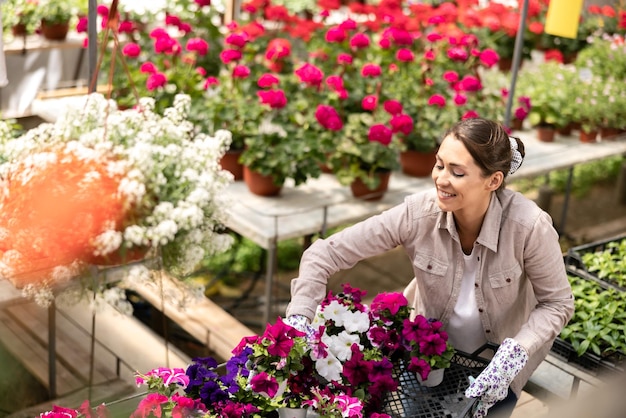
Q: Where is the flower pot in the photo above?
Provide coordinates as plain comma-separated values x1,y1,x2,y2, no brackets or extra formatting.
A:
510,118,523,131
219,149,244,180
416,368,445,387
579,129,598,143
556,124,573,136
536,126,556,143
243,166,282,197
277,407,308,418
40,20,69,41
400,149,436,177
350,171,391,201
12,23,28,37
600,127,620,141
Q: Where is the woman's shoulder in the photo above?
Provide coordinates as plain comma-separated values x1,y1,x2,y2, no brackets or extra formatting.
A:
404,188,440,215
497,188,552,226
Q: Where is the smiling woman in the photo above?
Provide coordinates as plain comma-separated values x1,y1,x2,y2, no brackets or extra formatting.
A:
286,117,574,418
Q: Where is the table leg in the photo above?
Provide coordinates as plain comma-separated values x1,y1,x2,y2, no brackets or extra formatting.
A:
263,240,277,326
558,166,574,235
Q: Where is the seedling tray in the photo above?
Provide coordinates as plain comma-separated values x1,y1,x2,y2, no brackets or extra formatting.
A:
382,347,494,418
550,337,624,376
564,234,626,292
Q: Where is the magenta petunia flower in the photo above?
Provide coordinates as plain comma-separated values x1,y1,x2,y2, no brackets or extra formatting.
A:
232,65,251,79
350,33,371,49
295,63,324,87
447,46,468,62
250,371,279,398
225,33,248,48
122,43,141,58
257,89,287,109
419,333,448,356
428,94,446,107
325,26,347,43
443,70,459,83
361,94,378,111
220,49,242,64
140,62,157,74
361,63,382,77
408,357,431,381
480,48,499,68
368,124,392,145
396,48,415,62
337,53,354,65
186,38,209,56
459,75,482,92
454,93,467,106
258,73,280,88
146,72,167,90
326,75,344,92
390,114,414,135
383,99,403,115
370,292,408,315
315,105,343,131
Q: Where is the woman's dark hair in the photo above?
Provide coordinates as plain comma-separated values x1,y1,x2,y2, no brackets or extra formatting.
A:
441,118,525,191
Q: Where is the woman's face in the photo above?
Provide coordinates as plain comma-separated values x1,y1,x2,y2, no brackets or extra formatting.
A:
431,134,498,215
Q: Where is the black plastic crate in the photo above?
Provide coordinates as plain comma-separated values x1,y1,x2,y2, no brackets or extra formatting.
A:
382,348,493,418
550,337,625,376
564,234,626,292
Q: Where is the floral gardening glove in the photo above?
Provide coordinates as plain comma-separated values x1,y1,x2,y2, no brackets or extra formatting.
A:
465,338,528,418
284,314,315,339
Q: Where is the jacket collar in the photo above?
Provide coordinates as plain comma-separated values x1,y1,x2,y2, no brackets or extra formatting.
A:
437,192,502,253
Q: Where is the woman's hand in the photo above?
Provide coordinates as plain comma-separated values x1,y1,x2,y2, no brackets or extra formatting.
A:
465,338,528,417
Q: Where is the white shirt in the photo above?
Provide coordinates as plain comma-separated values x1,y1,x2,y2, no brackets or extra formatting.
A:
447,248,488,354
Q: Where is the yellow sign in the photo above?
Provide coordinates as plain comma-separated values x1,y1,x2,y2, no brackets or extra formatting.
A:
544,0,584,39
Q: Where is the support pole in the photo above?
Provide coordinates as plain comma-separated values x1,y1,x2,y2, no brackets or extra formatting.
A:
48,303,57,399
88,0,98,93
504,0,530,127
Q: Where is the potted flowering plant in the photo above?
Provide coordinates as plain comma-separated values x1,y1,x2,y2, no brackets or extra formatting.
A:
368,291,455,386
1,0,40,36
232,317,318,412
39,0,75,40
0,93,234,306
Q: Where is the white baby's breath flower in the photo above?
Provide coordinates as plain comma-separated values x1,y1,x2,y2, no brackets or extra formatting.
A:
123,225,150,247
91,230,123,256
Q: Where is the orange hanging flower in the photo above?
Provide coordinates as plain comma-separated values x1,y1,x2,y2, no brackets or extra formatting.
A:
0,146,128,289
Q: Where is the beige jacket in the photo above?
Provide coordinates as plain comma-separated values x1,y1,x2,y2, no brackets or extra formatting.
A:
286,188,574,397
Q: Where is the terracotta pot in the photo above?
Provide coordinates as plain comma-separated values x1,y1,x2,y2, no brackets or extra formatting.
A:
536,126,556,143
579,129,598,143
350,171,391,201
600,127,620,141
400,149,437,177
40,20,69,41
510,118,523,131
12,23,28,37
556,124,572,136
219,149,244,180
243,166,282,197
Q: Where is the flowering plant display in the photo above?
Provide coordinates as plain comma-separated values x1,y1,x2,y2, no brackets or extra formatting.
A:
36,284,456,417
307,284,455,415
0,93,234,307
